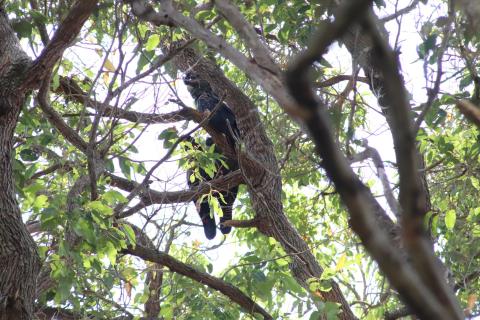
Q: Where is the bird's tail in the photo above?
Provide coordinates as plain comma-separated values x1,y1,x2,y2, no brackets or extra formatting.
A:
198,201,216,239
219,205,233,235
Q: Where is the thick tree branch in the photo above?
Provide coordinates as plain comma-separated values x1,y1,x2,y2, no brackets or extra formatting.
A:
0,10,42,319
125,225,273,320
457,100,480,128
384,307,412,320
125,0,174,26
21,0,98,89
107,170,243,217
214,0,280,75
338,0,462,314
36,78,89,153
221,218,262,228
285,1,460,318
362,14,462,318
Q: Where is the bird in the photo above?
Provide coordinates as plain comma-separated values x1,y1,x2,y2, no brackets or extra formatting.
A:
183,72,239,148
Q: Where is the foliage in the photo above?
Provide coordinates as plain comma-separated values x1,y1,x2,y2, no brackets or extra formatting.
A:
4,0,480,319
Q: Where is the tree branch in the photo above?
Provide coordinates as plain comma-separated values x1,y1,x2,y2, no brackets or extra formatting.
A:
214,0,279,75
457,100,480,128
21,0,98,89
349,141,400,217
125,0,174,27
380,0,420,22
125,226,273,320
106,170,244,218
285,1,460,318
36,76,89,153
362,13,462,318
28,0,49,46
315,75,369,88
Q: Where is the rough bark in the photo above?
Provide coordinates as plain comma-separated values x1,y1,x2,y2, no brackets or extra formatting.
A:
0,10,41,320
0,0,98,317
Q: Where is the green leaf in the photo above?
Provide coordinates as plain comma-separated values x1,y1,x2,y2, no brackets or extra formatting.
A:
33,194,49,211
87,200,113,216
307,278,321,292
252,270,267,283
54,276,73,303
19,149,39,161
104,241,118,266
102,190,127,205
324,302,341,320
105,159,115,172
309,311,321,320
118,157,131,178
158,127,178,148
160,305,173,318
73,217,97,244
12,20,33,38
145,34,160,51
31,10,48,24
445,209,456,230
471,177,480,191
319,58,332,68
136,50,155,73
460,74,472,90
210,196,223,217
283,274,304,294
122,224,136,246
52,73,60,91
256,276,275,299
423,34,437,53
276,257,289,266
278,26,291,43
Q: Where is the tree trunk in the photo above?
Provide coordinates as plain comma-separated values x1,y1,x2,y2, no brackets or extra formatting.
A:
0,10,41,320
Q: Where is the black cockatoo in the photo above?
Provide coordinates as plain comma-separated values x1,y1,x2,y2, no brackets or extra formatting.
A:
183,72,239,148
